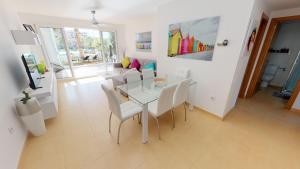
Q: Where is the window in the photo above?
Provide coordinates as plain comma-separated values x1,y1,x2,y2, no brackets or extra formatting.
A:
40,26,118,78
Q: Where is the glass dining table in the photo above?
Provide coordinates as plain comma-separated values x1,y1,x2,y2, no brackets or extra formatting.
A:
117,76,195,143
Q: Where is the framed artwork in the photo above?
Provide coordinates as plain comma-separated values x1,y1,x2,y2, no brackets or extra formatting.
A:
168,16,220,61
136,32,152,52
242,19,258,57
247,27,257,52
23,24,35,33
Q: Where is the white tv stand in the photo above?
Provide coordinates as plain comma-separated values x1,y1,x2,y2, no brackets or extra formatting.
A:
18,71,58,120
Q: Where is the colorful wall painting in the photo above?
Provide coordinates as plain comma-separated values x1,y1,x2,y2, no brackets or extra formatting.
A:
168,16,220,61
136,32,152,52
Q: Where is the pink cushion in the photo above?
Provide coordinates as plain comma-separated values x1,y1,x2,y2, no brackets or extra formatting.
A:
130,59,141,70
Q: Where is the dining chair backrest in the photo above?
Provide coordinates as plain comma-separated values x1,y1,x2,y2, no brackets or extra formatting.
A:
101,84,122,119
125,70,141,84
173,79,190,107
156,84,177,116
176,68,190,79
142,69,154,80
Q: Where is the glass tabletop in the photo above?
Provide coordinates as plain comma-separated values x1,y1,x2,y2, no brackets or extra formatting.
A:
117,76,185,105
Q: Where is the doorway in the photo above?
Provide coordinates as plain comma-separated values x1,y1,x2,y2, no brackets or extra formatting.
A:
240,15,300,109
239,13,269,98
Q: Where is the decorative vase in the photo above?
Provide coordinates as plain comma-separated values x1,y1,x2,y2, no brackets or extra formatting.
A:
16,97,41,116
16,97,46,136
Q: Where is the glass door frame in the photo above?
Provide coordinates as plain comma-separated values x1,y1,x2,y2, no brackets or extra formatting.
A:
101,31,119,63
37,25,75,77
61,28,75,77
37,24,119,78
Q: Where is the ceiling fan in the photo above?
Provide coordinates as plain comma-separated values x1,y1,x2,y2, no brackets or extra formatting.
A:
90,9,112,27
84,0,111,27
91,10,100,25
82,0,111,27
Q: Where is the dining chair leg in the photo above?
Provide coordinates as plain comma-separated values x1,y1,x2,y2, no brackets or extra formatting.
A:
117,121,123,144
109,112,112,133
155,117,161,140
171,109,175,129
138,113,142,125
184,103,187,122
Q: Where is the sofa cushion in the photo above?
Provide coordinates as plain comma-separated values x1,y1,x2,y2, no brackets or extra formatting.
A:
128,57,155,66
121,57,130,68
143,62,156,71
141,59,155,66
130,58,141,70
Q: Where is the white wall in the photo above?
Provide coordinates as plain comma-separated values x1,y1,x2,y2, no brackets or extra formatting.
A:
123,16,158,59
225,0,270,113
0,1,30,169
267,21,300,87
156,0,257,117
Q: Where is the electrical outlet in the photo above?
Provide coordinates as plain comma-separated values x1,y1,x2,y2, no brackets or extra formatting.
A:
210,96,216,101
8,127,15,134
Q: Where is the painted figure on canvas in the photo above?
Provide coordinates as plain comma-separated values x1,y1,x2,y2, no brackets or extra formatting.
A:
247,28,257,52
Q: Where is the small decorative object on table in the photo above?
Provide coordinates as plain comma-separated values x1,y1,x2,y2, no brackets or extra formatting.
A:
16,91,46,136
154,78,166,87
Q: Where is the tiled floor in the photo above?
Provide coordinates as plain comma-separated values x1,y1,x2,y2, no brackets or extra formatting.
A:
56,63,114,79
18,77,300,169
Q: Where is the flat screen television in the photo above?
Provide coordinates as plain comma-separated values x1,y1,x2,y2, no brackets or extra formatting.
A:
21,54,41,89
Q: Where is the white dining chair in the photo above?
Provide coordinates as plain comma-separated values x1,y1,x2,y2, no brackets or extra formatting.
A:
125,70,141,84
101,84,142,144
172,79,190,128
142,69,155,80
124,69,142,121
148,84,177,139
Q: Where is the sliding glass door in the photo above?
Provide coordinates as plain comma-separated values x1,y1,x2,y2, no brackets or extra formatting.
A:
102,31,117,63
64,27,81,66
76,28,103,65
39,26,118,79
40,27,73,78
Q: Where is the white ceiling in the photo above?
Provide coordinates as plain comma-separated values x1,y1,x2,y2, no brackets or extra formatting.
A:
265,0,300,10
10,0,300,24
11,0,173,24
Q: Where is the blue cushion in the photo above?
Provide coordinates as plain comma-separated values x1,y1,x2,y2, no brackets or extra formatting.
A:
143,62,156,71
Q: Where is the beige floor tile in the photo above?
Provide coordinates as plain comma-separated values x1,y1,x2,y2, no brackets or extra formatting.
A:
18,79,300,169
